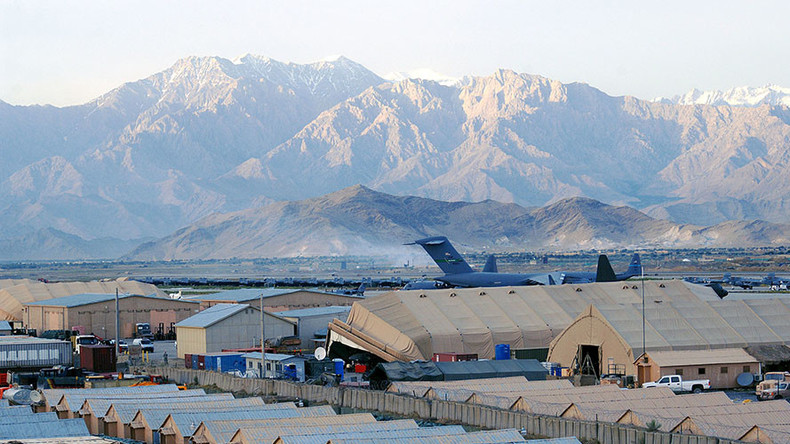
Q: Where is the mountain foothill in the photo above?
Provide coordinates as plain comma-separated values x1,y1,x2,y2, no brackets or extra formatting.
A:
1,55,790,260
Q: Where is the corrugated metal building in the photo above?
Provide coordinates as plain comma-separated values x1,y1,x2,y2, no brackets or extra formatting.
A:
40,383,180,412
636,348,761,389
160,405,338,444
0,336,73,370
193,412,367,444
186,288,364,312
0,417,89,440
273,425,469,444
175,303,296,358
25,293,198,338
228,419,420,444
131,401,302,444
324,429,530,444
1,278,165,321
242,352,308,380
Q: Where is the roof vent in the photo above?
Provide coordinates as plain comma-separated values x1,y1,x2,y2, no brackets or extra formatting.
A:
419,294,427,298
623,285,629,290
659,283,666,288
479,291,487,296
575,288,583,292
508,290,516,294
631,285,638,289
449,292,457,297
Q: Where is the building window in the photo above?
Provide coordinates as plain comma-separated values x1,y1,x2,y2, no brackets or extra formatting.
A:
743,365,751,373
721,367,728,374
675,369,683,376
698,367,706,375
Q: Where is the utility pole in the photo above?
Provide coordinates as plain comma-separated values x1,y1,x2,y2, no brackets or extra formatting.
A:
641,264,646,362
114,288,120,357
260,293,266,379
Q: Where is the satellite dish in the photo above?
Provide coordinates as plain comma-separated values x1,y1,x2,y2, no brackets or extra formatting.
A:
314,347,327,360
737,372,755,387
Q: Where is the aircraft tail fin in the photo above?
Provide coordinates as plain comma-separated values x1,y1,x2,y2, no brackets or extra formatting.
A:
625,253,642,278
595,255,617,282
408,236,474,275
482,255,498,273
357,283,366,294
548,275,556,285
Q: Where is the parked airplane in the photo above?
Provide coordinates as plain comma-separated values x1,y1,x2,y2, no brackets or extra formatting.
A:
327,283,366,295
406,236,551,287
551,253,643,284
407,236,641,288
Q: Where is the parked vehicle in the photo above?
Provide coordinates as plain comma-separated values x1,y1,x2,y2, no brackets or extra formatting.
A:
134,323,154,339
132,338,154,352
756,371,790,397
642,374,710,393
760,381,790,400
75,335,99,354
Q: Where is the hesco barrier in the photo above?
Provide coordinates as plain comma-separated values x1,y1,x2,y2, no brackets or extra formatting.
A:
139,366,744,444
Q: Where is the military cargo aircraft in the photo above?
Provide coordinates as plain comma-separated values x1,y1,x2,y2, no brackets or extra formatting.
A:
407,236,642,288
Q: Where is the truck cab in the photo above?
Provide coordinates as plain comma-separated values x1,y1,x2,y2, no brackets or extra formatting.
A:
756,372,790,397
75,335,98,354
135,323,154,339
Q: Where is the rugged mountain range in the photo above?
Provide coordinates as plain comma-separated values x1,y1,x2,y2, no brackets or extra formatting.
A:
2,55,790,259
126,185,790,260
655,85,790,107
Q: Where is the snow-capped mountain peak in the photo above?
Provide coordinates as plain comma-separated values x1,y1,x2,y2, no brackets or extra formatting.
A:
384,68,461,86
655,84,790,107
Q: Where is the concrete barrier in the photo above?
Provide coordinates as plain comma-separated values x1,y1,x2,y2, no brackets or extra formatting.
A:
138,366,745,444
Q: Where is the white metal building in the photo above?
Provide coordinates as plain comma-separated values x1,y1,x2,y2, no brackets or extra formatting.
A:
175,304,295,359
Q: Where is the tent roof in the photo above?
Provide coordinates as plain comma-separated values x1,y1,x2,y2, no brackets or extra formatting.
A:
328,280,723,361
0,278,166,320
369,361,444,383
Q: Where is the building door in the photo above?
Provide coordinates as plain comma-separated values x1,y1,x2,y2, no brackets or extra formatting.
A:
578,344,601,378
637,364,652,385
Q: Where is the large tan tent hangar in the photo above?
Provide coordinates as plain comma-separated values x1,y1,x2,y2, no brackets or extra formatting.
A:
547,296,790,378
327,280,725,362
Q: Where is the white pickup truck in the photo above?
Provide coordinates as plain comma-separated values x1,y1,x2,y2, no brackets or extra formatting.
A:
642,375,710,393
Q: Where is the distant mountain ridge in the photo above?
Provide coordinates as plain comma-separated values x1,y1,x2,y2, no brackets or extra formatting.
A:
126,186,790,260
2,55,790,260
655,84,790,107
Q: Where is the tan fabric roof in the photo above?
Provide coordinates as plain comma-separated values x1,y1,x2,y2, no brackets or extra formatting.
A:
0,278,166,320
646,348,759,367
329,280,718,361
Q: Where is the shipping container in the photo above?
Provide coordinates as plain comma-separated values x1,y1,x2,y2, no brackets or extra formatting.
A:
513,347,549,361
432,353,478,362
184,354,193,369
191,354,199,370
202,352,244,373
79,345,116,373
0,337,72,370
197,354,205,370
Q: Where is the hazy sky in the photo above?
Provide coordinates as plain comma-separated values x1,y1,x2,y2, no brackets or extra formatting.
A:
2,1,788,107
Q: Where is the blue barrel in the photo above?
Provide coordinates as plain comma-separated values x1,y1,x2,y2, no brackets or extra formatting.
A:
495,344,511,360
333,358,345,381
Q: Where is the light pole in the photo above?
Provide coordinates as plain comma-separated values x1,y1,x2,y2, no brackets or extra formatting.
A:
641,263,646,362
260,293,266,379
115,288,120,357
